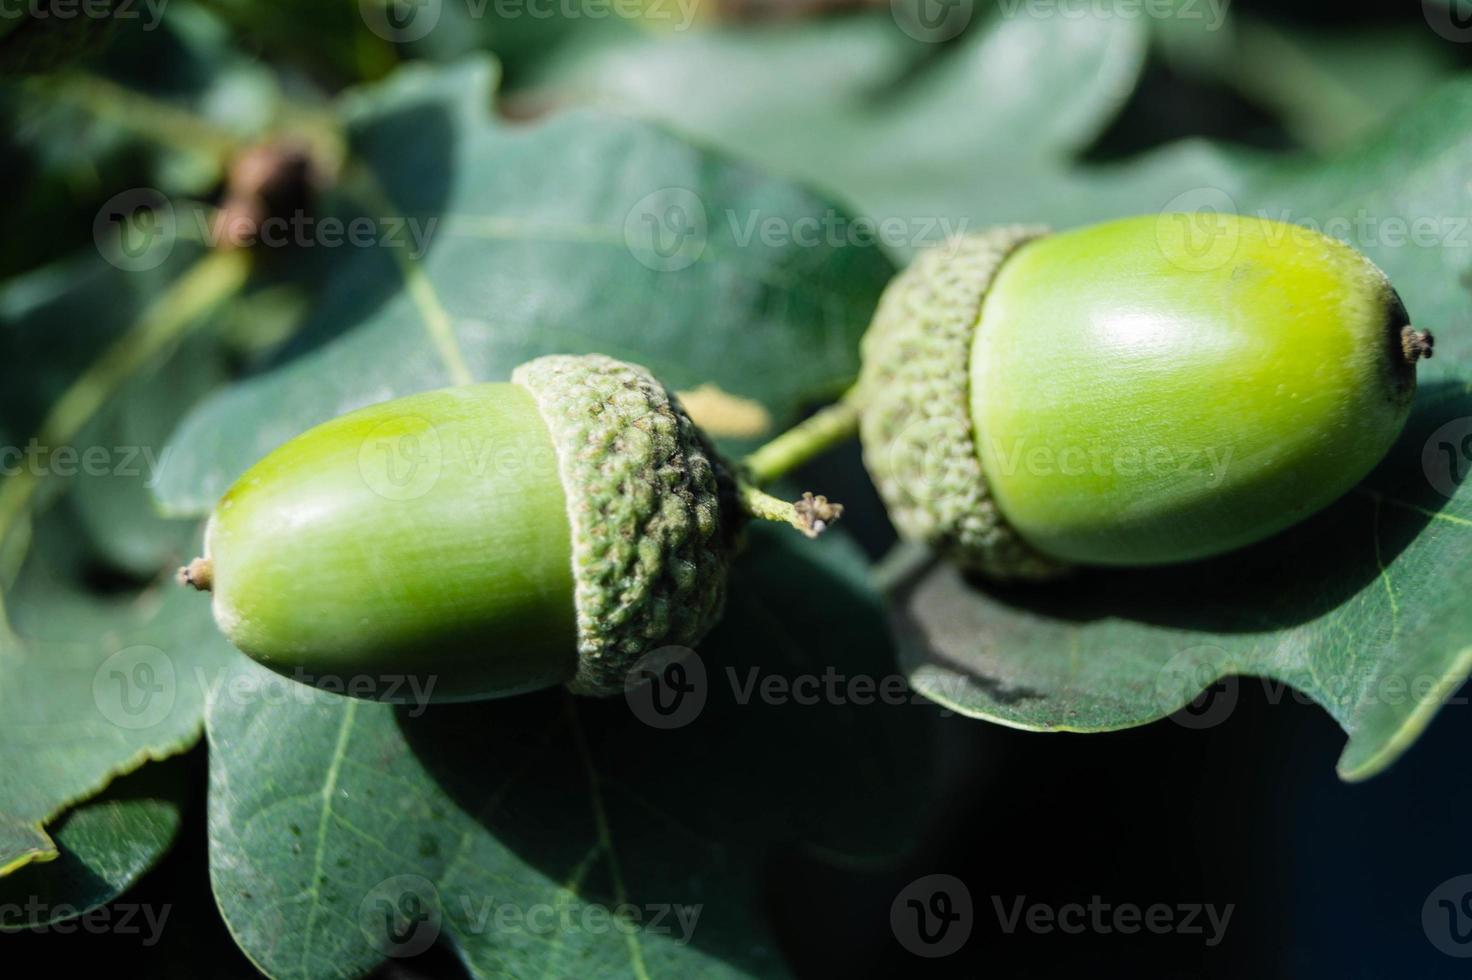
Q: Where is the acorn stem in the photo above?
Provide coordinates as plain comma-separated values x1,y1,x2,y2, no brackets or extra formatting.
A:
741,388,862,485
737,483,844,539
178,557,213,592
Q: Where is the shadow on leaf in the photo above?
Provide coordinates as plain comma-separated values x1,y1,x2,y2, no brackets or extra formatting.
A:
393,528,936,974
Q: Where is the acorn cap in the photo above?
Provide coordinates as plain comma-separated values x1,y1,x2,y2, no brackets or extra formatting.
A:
858,227,1067,582
513,354,739,695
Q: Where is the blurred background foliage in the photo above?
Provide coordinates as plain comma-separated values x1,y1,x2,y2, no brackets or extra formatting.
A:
5,0,1471,281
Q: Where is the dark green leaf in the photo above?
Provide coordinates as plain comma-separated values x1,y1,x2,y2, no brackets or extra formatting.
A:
0,249,240,873
0,755,187,929
521,8,1258,259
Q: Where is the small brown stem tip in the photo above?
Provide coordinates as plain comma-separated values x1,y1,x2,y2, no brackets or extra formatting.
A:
1401,326,1434,363
736,482,844,539
178,557,213,592
793,492,844,539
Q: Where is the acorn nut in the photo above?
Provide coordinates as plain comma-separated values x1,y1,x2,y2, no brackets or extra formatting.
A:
859,213,1432,579
180,354,769,702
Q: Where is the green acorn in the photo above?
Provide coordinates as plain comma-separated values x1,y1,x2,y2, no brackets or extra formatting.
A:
858,213,1432,579
180,354,839,702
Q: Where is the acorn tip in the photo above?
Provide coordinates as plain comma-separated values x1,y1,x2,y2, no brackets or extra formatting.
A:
178,557,213,592
1401,326,1434,363
793,492,844,539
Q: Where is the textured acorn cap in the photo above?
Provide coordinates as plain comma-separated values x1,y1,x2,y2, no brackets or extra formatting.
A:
858,227,1066,581
513,354,739,695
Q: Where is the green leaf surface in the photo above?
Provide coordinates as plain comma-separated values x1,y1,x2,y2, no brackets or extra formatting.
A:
522,8,1259,258
206,527,935,980
890,80,1472,780
0,540,229,873
0,754,187,929
0,250,241,874
153,56,895,515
